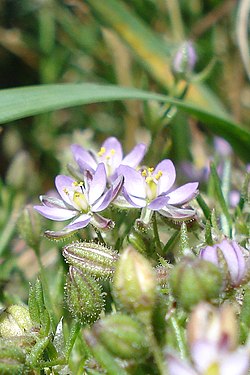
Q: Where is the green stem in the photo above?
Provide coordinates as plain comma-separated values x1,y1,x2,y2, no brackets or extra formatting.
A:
95,229,106,245
153,213,163,255
170,316,187,359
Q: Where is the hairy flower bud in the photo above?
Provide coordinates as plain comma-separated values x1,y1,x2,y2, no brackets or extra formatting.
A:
0,305,32,338
113,246,157,315
65,266,104,325
63,241,119,280
169,257,223,310
18,205,42,249
92,314,149,360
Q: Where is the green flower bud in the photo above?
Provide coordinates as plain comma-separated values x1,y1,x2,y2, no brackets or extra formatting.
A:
169,257,223,310
65,266,104,325
18,205,42,249
0,305,32,338
92,314,149,360
0,340,26,374
113,246,157,315
63,241,119,280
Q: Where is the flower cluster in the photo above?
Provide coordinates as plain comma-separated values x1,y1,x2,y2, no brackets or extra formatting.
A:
34,137,199,237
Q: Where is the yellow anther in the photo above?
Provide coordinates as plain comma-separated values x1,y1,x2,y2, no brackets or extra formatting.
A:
74,192,80,198
148,167,154,173
72,181,79,186
98,147,106,157
106,155,111,160
110,149,116,155
63,188,69,195
155,170,163,180
141,170,147,177
78,181,84,187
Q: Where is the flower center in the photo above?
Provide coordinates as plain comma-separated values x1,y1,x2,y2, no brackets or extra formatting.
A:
97,147,116,176
141,167,163,200
64,181,89,213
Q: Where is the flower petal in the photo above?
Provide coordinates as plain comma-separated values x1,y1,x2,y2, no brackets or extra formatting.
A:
218,240,246,286
148,196,170,210
119,165,146,200
167,182,199,205
123,187,146,208
159,205,196,220
111,175,124,201
122,143,147,167
34,205,77,221
91,213,114,230
92,187,113,212
55,175,75,205
191,340,218,373
154,159,176,195
88,163,107,205
101,137,123,169
199,246,219,266
64,214,91,231
220,349,250,375
39,195,69,209
167,353,197,375
71,144,97,170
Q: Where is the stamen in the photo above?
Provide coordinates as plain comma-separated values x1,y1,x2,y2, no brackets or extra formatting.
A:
141,170,147,177
155,170,163,180
63,188,69,195
110,149,116,155
72,181,79,186
98,147,106,157
148,167,154,173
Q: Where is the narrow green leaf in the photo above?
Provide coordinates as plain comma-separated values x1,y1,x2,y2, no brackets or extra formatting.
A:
196,194,211,220
0,84,249,162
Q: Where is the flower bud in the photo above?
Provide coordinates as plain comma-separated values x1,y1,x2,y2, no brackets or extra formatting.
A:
65,266,104,325
172,41,196,80
63,241,119,280
18,205,42,249
199,239,247,287
92,314,149,360
169,257,223,310
0,305,32,338
113,246,157,315
187,302,238,351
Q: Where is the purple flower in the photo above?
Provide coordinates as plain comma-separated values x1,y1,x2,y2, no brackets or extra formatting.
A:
71,137,147,182
167,342,250,375
167,303,250,375
199,239,247,287
34,163,120,237
117,159,198,224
